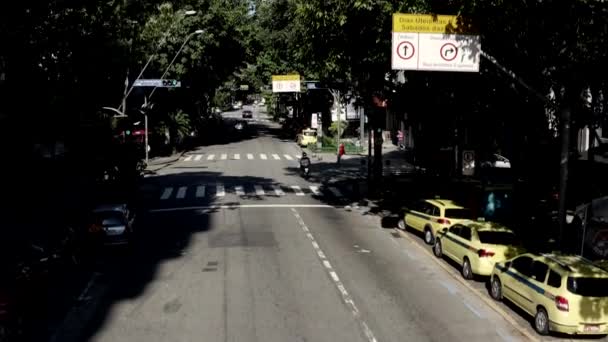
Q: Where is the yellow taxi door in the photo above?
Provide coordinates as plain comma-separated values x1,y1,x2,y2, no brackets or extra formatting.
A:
506,256,536,312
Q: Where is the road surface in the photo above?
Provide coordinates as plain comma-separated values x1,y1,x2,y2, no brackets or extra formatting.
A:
56,106,531,342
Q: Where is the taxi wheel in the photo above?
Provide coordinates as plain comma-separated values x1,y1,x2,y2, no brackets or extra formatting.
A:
490,276,502,300
534,307,550,335
462,258,474,280
424,228,434,245
433,240,443,258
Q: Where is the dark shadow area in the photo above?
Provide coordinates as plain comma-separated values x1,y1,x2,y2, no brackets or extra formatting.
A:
48,170,287,342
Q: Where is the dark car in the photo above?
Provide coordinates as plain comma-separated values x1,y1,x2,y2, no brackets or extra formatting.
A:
88,204,136,246
242,110,253,119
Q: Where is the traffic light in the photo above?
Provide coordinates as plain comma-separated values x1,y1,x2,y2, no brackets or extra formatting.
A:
161,79,180,87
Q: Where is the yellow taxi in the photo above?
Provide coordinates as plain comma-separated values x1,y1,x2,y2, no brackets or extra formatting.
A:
490,253,608,335
297,128,317,147
403,199,471,244
433,220,525,279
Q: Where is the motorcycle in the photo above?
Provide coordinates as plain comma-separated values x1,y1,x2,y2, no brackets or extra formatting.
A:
301,166,310,179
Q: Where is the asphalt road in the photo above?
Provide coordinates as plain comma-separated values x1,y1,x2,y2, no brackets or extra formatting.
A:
55,105,532,342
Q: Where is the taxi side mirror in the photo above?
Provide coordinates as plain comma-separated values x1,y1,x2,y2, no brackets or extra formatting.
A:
504,262,511,269
441,227,448,233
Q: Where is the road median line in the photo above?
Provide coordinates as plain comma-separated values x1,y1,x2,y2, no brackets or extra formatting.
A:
393,228,540,342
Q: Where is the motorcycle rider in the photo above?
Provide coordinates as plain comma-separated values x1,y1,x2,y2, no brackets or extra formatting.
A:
300,152,311,174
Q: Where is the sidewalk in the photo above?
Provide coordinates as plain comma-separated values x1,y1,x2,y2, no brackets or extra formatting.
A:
305,143,416,184
145,151,186,172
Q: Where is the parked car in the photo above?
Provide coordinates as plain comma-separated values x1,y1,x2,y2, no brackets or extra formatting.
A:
490,253,608,335
433,220,525,279
88,204,136,247
402,199,472,244
480,154,511,169
296,128,317,147
242,110,253,119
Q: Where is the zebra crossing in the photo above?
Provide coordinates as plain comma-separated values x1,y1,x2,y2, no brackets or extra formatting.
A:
157,184,344,200
183,153,301,162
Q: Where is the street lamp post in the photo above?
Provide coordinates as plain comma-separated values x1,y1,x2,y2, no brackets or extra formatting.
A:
148,29,205,99
118,9,197,112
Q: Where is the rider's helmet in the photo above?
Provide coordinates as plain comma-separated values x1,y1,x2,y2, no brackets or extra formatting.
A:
302,152,307,158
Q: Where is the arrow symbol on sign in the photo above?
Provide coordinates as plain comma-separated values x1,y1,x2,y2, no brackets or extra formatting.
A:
403,45,409,56
444,48,454,57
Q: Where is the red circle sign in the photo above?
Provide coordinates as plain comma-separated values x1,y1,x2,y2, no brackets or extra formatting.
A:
396,41,415,60
440,43,458,61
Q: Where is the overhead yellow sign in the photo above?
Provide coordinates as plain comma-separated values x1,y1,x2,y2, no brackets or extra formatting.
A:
272,74,300,81
393,13,458,33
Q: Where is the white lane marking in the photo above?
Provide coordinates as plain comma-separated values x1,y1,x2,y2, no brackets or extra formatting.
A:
184,155,193,161
207,154,215,160
260,153,267,160
463,302,482,318
216,184,225,197
149,204,334,212
272,154,280,160
440,281,458,294
496,328,517,342
291,185,305,196
309,186,321,196
272,185,284,196
160,187,173,200
176,186,187,199
194,154,203,161
221,153,228,160
247,153,254,160
196,186,206,198
294,155,301,160
329,187,343,197
235,185,245,196
77,272,100,302
254,185,265,196
233,154,240,160
290,208,377,342
283,154,293,160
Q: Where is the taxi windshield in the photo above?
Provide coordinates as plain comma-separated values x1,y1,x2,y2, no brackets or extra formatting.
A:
303,131,316,137
567,277,608,297
477,231,518,245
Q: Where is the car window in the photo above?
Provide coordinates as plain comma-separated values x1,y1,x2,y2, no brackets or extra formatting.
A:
531,261,549,282
512,256,533,277
477,231,518,245
567,277,608,297
448,225,462,236
413,201,426,212
94,211,125,226
432,206,440,216
459,226,472,241
547,270,562,288
444,208,472,219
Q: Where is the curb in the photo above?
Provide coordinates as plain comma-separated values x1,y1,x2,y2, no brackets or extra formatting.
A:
393,228,540,342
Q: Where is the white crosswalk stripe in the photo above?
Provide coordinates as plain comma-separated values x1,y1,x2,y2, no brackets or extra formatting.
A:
247,153,254,160
254,185,265,195
272,185,284,196
196,186,206,198
309,186,321,196
235,185,245,196
156,184,346,200
260,153,267,160
272,154,280,160
221,154,228,160
291,185,305,196
194,155,203,161
329,187,343,197
207,154,215,160
176,186,187,199
283,154,293,160
184,155,193,161
216,184,225,197
160,187,173,200
233,154,240,160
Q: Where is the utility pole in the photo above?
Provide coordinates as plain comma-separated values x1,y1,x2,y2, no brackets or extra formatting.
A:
557,106,571,250
336,90,341,164
360,101,365,151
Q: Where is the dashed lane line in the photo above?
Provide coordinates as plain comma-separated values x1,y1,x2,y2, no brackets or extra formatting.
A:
160,187,173,200
291,208,377,342
194,154,203,161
